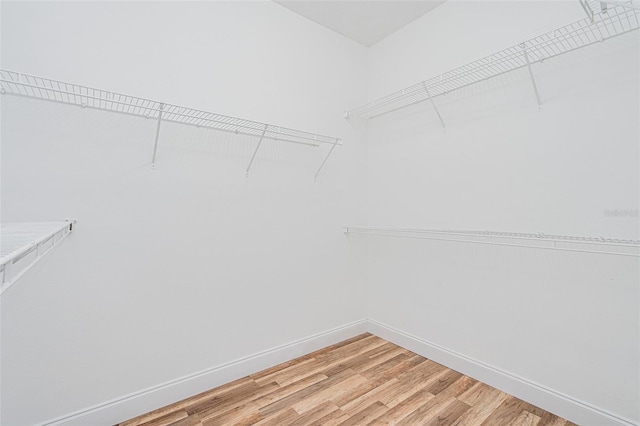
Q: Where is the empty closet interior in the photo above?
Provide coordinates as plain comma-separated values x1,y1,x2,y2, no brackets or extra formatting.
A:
1,1,638,425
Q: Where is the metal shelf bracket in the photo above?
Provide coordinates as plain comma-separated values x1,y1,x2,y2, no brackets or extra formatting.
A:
422,82,446,129
520,43,543,109
246,124,269,176
314,138,341,181
152,103,165,168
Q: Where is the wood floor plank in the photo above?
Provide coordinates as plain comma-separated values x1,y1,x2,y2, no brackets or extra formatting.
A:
261,338,389,389
250,333,372,382
337,401,388,426
452,388,510,426
165,413,202,426
352,346,409,374
326,343,397,376
120,377,255,426
119,335,574,426
251,408,299,426
254,357,318,386
253,372,328,408
538,413,572,426
457,381,498,406
437,375,478,399
332,354,424,409
397,395,459,426
331,375,393,408
312,407,350,426
136,410,189,426
367,388,437,425
291,371,367,413
479,396,527,426
315,335,387,366
396,358,449,388
378,353,426,380
183,379,261,415
199,400,261,425
313,333,373,356
425,369,465,395
508,410,542,426
338,377,401,413
258,367,353,417
381,367,451,409
289,400,340,425
520,398,572,426
231,412,264,426
424,399,471,426
543,418,569,426
195,381,280,421
360,352,412,379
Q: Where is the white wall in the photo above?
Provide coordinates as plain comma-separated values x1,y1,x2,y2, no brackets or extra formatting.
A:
3,1,639,425
362,1,639,424
0,2,368,425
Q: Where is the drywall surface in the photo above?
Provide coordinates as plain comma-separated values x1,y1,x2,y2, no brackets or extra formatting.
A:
363,1,639,424
0,2,367,424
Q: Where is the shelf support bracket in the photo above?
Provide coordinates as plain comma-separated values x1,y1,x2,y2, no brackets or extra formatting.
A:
246,124,268,176
579,0,596,22
521,44,542,109
422,83,445,129
152,103,164,168
314,138,340,181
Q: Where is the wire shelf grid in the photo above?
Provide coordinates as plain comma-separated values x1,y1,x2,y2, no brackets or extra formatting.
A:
344,226,640,257
0,220,76,294
0,70,340,148
346,5,639,119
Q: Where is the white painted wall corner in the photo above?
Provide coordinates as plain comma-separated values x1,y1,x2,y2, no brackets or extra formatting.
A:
366,319,637,426
40,320,368,426
39,319,636,426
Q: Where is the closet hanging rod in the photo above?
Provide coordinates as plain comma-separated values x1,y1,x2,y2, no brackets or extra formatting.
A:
345,4,639,119
344,226,640,257
0,70,341,148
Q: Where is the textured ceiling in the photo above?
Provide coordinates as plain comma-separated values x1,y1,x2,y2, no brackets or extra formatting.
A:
274,1,445,47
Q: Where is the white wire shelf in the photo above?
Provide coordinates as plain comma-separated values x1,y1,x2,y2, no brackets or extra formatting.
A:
0,220,76,294
344,226,640,257
0,70,342,177
346,5,640,119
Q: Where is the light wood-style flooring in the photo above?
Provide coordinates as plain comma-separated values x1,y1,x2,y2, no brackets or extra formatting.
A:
119,333,576,426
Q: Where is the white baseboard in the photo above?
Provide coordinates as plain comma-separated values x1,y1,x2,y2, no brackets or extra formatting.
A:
39,318,636,426
40,319,369,426
365,319,637,426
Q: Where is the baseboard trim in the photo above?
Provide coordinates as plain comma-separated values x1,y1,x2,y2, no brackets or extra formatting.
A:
365,319,637,426
37,318,636,426
39,319,369,426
